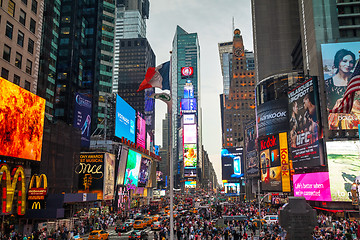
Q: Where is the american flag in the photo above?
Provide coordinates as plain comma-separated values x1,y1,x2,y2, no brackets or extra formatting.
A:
329,61,360,113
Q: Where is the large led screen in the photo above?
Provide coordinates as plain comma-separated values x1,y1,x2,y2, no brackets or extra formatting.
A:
181,98,197,113
115,95,136,142
288,78,323,168
184,168,197,178
221,147,244,180
136,113,146,149
224,183,240,195
73,93,92,148
183,124,197,143
293,172,331,201
184,85,194,98
245,121,259,177
103,153,115,200
183,114,195,125
327,141,360,202
185,181,196,188
116,146,128,185
184,144,197,168
321,42,360,138
124,149,142,187
0,77,45,161
138,156,151,186
256,99,288,136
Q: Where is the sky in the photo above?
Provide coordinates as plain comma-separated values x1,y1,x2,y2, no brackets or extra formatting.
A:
146,0,253,184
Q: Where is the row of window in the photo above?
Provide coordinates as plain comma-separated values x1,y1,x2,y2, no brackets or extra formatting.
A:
3,44,33,75
5,21,34,53
6,0,37,34
1,67,30,90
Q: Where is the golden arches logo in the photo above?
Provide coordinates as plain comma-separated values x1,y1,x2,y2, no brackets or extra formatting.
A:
29,174,47,189
31,202,41,209
0,165,26,215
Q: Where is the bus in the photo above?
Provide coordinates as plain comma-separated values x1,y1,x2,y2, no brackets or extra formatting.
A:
149,200,161,215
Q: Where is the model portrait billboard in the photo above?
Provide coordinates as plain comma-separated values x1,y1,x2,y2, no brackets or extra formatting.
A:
138,156,151,186
184,144,197,168
73,93,92,148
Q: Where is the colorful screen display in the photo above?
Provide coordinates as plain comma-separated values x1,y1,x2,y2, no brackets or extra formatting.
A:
115,95,136,142
185,181,196,188
116,146,128,185
184,144,197,168
183,114,195,124
0,77,45,161
136,113,146,149
293,172,331,201
73,93,92,148
184,85,194,98
224,183,241,195
181,98,197,113
103,153,115,200
184,168,197,178
245,121,259,177
321,42,360,138
124,149,142,187
138,156,151,186
181,67,194,77
76,153,104,193
156,171,163,182
183,124,197,143
221,147,244,180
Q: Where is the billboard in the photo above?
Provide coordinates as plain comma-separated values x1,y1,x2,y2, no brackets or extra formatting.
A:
183,114,195,124
136,112,146,149
181,67,194,78
327,141,360,202
156,171,163,182
138,156,151,186
0,77,45,161
256,99,288,136
184,168,197,178
103,153,115,200
116,146,128,185
181,98,197,113
221,147,244,180
288,78,323,168
224,183,240,195
124,149,142,187
184,144,197,168
183,124,197,143
293,172,332,201
321,42,360,138
184,85,194,98
115,95,136,142
185,181,196,188
244,121,259,177
73,93,92,148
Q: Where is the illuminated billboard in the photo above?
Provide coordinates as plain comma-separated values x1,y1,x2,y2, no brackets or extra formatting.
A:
185,181,196,188
184,168,197,178
293,172,331,201
156,171,163,182
183,114,195,125
321,42,360,138
183,124,197,143
0,77,45,161
327,141,360,202
184,144,197,168
184,85,194,98
245,121,259,177
136,112,146,149
116,146,128,185
73,93,92,148
181,98,197,113
181,67,194,78
115,95,136,142
124,149,142,187
138,156,151,186
103,153,115,200
221,147,244,180
288,78,323,168
224,182,240,195
256,99,288,136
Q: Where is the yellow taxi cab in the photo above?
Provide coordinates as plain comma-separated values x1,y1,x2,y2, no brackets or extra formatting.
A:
143,216,153,226
167,211,178,218
252,218,266,228
88,230,109,240
190,208,198,214
133,220,146,229
152,215,161,222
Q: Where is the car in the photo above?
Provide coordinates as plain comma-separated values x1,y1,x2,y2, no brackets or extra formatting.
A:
133,220,146,229
152,215,161,222
124,219,135,227
264,215,278,224
143,216,153,226
129,230,149,240
151,221,162,230
88,230,109,240
115,222,132,232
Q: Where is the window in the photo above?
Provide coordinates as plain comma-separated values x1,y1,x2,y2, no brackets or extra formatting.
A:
21,0,27,5
31,0,37,14
26,59,32,75
8,0,15,17
13,74,20,85
17,31,24,47
24,80,30,90
28,38,34,54
19,9,26,25
29,18,36,33
3,44,11,62
1,68,9,79
15,52,22,69
5,21,13,39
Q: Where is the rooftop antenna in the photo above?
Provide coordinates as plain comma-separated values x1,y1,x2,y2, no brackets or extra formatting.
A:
232,17,235,33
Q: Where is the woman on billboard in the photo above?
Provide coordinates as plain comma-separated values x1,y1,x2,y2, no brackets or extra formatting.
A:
325,48,360,129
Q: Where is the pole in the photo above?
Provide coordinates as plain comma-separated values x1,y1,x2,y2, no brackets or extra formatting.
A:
258,179,261,237
168,103,174,240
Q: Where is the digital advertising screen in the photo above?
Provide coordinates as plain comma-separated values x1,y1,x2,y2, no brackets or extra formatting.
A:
146,132,151,151
0,77,45,161
115,95,136,142
321,42,360,138
138,156,151,186
181,98,197,113
156,171,163,182
124,149,142,187
136,112,146,149
327,141,360,202
293,172,332,201
185,181,196,188
184,144,197,168
245,121,259,177
184,168,197,178
288,78,323,169
221,147,244,180
73,93,92,148
183,124,197,143
224,183,240,195
116,146,128,185
181,67,194,78
103,153,115,200
183,114,195,125
184,85,194,98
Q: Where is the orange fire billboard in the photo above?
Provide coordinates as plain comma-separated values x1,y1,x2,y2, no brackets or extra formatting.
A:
0,77,45,161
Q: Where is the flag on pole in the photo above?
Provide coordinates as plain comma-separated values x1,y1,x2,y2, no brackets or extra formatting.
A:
137,61,170,92
329,61,360,113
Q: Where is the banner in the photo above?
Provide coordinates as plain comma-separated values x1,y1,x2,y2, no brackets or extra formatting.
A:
244,121,259,177
103,153,115,200
73,93,92,148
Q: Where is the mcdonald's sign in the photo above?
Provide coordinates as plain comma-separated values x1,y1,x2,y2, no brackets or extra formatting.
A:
0,164,26,215
31,201,41,209
28,174,47,200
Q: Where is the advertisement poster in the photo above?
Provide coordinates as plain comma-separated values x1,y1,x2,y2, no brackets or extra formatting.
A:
181,98,197,113
115,95,136,142
184,144,197,168
293,172,332,201
256,99,288,136
185,181,196,188
327,141,360,202
73,93,92,148
138,156,151,186
0,77,45,161
221,147,244,180
224,183,240,195
245,121,259,177
124,149,142,187
116,146,128,185
184,168,197,178
103,153,115,200
144,88,155,130
288,78,322,168
321,42,360,138
183,124,197,143
156,171,163,182
183,114,195,124
136,113,146,149
76,153,104,195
